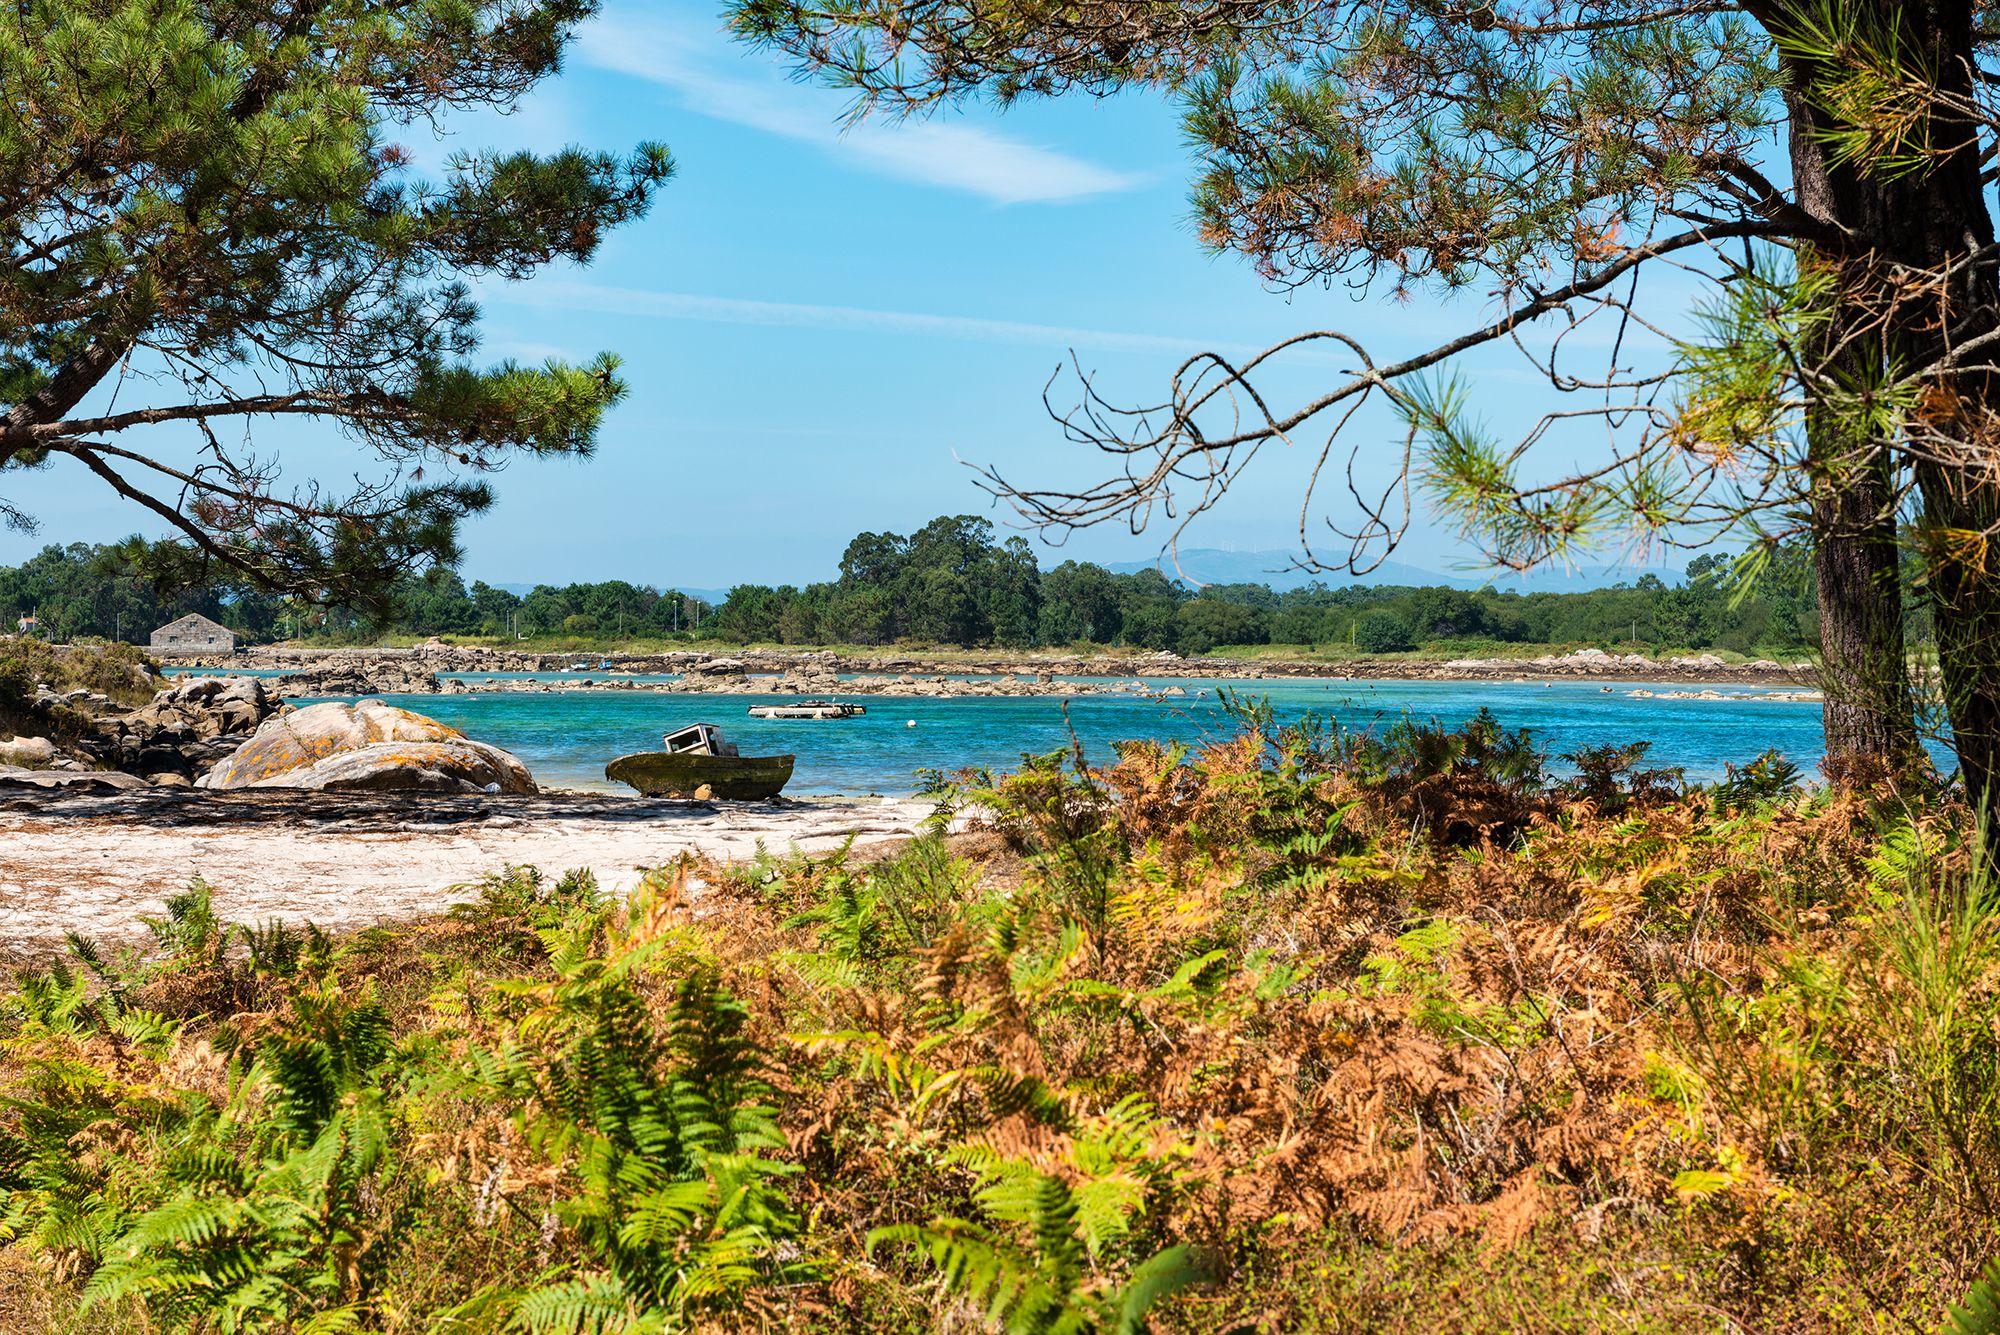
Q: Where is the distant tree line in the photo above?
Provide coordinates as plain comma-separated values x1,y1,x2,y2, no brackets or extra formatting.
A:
0,546,723,645
714,519,1827,655
1,516,1847,655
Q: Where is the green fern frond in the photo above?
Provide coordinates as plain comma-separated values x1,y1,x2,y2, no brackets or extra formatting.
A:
1864,816,1928,894
509,1276,652,1335
1111,1244,1216,1335
1950,1258,2000,1335
869,1218,1059,1332
297,1303,370,1334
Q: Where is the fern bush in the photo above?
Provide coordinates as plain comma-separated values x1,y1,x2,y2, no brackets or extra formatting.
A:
81,987,403,1331
3,710,1998,1331
869,1167,1212,1335
431,880,807,1331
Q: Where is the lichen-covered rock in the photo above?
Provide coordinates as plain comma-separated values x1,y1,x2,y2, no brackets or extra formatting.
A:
197,700,535,794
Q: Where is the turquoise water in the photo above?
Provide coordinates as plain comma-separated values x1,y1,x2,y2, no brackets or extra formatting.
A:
327,678,1844,795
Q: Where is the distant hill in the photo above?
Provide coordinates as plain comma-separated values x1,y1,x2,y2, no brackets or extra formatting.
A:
1103,549,1683,592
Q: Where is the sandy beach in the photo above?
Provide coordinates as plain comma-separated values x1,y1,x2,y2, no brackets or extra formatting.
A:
0,789,933,957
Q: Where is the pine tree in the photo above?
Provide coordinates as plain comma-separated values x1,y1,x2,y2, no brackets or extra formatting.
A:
0,0,674,611
727,0,2000,798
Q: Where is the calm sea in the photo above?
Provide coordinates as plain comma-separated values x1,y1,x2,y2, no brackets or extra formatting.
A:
297,675,1854,794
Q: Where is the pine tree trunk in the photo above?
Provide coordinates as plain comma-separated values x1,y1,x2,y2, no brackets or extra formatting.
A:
1781,0,1991,787
1807,442,1916,781
1921,472,2000,822
1787,145,1921,782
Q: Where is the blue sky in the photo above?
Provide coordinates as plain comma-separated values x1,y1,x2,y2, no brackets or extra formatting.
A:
0,2,1694,590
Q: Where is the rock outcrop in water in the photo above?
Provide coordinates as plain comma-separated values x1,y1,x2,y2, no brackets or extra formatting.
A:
199,700,536,795
283,659,442,696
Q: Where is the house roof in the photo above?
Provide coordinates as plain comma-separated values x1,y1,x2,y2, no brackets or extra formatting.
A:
152,613,233,635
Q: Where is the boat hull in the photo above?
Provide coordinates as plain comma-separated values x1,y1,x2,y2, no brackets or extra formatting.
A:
605,751,795,799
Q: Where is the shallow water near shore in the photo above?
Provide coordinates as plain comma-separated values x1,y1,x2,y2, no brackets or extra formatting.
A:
315,676,1855,794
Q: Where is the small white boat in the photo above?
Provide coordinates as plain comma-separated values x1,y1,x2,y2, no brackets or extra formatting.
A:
746,700,867,720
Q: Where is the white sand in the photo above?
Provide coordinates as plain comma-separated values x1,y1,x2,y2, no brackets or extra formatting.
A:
0,793,932,952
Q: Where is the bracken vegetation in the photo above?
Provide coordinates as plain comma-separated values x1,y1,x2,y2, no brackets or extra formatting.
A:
4,706,1998,1331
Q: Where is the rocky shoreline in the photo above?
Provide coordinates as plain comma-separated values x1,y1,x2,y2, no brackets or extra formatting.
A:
0,643,1819,797
1,677,542,796
161,642,1821,695
1,675,283,793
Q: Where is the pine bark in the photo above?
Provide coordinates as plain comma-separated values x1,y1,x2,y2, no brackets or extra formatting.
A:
1781,0,1993,787
1805,439,1916,780
1920,467,2000,817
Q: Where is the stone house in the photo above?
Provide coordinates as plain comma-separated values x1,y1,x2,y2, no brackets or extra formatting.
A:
150,613,237,654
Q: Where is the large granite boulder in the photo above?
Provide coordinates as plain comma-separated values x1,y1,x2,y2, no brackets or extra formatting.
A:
197,700,535,794
0,735,56,768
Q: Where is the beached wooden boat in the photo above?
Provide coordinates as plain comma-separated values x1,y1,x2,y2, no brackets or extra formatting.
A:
605,750,794,799
746,700,866,720
605,722,794,799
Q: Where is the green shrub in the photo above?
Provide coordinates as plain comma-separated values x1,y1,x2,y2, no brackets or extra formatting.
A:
0,637,157,712
1353,609,1415,653
0,653,28,715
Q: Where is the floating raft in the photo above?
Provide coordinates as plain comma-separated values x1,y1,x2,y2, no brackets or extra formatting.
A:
746,700,867,720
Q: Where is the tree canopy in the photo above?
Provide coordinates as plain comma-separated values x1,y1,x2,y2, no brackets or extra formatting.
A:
729,0,2000,803
0,0,673,612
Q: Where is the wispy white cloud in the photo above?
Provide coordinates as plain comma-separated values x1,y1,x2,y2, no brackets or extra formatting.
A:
572,11,1145,205
486,339,583,364
498,279,1261,356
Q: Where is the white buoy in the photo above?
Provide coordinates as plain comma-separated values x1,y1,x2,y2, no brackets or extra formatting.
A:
906,719,917,728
